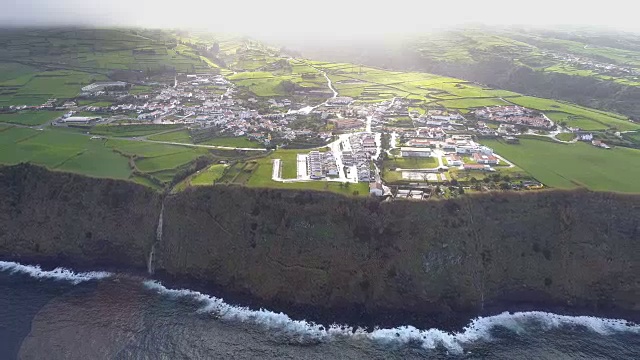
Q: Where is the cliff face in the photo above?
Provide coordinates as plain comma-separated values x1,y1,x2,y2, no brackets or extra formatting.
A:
0,164,161,269
1,164,639,328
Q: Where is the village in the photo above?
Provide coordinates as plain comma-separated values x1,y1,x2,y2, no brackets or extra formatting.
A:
1,70,621,200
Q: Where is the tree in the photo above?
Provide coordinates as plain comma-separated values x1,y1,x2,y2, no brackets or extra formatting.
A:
458,187,465,195
502,175,511,183
470,177,478,185
500,181,511,190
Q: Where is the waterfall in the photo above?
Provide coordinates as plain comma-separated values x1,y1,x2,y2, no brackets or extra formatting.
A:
148,202,165,275
156,202,164,243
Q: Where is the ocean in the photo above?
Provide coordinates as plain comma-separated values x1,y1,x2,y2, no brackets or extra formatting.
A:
1,261,639,359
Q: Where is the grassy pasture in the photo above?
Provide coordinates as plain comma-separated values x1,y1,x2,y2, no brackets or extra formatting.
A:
0,111,65,126
148,129,193,143
135,150,205,172
481,138,640,193
198,136,262,148
507,96,639,131
91,124,181,137
437,97,509,109
0,127,132,179
191,164,227,185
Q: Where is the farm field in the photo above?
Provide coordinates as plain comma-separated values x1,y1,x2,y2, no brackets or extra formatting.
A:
198,136,263,148
0,127,131,179
0,125,228,188
190,164,227,185
506,96,640,131
148,129,193,143
90,124,182,137
0,111,65,126
480,138,640,193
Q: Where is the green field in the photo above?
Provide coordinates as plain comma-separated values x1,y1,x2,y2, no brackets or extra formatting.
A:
481,138,640,193
507,96,640,131
148,129,193,143
555,133,577,142
191,164,227,185
386,156,439,169
0,111,65,126
199,136,263,148
0,127,131,179
91,124,182,137
436,97,509,109
0,126,218,187
135,150,206,172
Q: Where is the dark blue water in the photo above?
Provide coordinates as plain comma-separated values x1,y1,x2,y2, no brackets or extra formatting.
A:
1,262,639,359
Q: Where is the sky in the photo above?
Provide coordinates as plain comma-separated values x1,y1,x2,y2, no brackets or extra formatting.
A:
1,0,639,35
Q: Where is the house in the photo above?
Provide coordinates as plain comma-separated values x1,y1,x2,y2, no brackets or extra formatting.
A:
369,182,384,197
448,155,463,166
401,147,432,158
472,152,499,165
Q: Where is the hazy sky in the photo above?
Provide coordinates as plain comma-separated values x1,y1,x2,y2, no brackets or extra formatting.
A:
2,0,639,34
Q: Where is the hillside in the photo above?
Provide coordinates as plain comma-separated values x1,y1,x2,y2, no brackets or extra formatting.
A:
1,164,639,330
286,28,640,120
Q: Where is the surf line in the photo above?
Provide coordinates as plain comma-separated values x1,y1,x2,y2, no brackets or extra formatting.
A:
143,279,640,354
0,261,112,284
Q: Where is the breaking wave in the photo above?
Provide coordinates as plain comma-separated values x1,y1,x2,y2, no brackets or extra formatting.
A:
143,280,640,354
0,261,112,285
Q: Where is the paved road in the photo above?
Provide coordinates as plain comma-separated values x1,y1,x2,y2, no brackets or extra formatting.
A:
272,159,281,181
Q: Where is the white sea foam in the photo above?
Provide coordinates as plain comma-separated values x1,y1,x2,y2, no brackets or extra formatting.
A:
0,261,112,284
143,280,640,354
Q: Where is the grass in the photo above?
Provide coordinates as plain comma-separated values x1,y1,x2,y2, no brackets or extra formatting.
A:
386,156,439,169
555,133,577,142
199,136,263,148
544,111,606,131
480,138,640,193
190,164,227,185
507,96,640,131
91,124,181,137
135,150,207,172
0,127,132,179
437,97,509,109
0,111,65,126
148,129,193,143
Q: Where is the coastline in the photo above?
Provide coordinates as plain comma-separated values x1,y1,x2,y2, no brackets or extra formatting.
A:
1,164,640,333
1,256,638,333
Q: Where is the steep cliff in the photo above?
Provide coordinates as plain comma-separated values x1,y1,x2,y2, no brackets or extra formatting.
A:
1,164,639,329
0,164,161,269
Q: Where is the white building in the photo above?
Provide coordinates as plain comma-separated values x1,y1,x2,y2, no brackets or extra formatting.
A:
401,147,432,158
